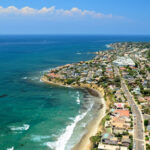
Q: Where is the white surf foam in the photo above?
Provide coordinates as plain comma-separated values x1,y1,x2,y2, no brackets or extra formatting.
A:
46,103,93,150
22,76,39,81
31,135,51,142
46,142,56,149
7,147,14,150
22,77,28,80
10,124,30,131
69,117,74,121
30,77,39,81
81,122,87,128
41,68,52,74
105,44,111,48
40,78,43,82
76,91,80,105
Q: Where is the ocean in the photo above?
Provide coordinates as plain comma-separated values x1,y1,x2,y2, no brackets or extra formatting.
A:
0,35,150,150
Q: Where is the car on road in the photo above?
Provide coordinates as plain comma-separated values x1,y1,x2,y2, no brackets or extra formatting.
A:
133,143,136,148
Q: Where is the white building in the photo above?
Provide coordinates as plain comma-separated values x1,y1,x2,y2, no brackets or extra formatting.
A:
113,56,135,66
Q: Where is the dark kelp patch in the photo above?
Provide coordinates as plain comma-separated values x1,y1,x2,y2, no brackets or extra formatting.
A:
0,94,8,98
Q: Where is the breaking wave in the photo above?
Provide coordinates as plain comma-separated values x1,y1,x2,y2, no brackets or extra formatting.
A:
7,147,14,150
45,103,93,150
10,124,30,131
31,135,51,142
76,91,80,105
22,76,28,80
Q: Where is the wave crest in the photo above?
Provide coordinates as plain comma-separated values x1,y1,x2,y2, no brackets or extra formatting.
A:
76,91,80,105
7,147,14,150
46,103,93,150
10,124,30,131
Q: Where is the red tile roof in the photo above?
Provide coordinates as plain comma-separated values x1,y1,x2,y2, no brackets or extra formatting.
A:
144,97,150,101
120,67,126,70
47,73,59,78
114,109,130,117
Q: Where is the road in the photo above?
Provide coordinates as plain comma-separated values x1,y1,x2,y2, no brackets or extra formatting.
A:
114,67,145,150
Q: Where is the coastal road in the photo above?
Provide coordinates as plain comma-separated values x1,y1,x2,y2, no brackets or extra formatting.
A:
114,66,145,150
121,79,145,150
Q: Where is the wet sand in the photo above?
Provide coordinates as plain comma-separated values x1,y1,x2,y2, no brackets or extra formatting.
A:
72,88,106,150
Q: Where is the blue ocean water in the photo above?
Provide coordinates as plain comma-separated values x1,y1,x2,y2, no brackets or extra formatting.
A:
0,35,150,150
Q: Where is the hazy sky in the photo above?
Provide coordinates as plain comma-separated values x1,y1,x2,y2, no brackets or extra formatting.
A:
0,0,150,34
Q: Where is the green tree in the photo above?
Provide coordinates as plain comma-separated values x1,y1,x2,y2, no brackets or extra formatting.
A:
90,132,101,148
66,78,75,85
147,50,150,60
144,120,149,126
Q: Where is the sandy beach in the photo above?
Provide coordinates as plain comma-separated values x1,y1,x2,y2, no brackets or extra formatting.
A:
41,76,106,150
72,88,106,150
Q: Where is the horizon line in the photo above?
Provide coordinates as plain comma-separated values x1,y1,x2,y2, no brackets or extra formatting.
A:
1,34,150,36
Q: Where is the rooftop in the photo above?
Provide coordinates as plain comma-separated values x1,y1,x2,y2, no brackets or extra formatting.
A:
113,56,135,66
114,109,130,117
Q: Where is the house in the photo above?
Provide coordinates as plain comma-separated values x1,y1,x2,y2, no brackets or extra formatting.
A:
113,128,127,134
114,103,125,109
47,73,59,78
144,97,150,105
130,66,137,70
113,109,130,118
138,96,145,103
109,85,116,91
132,86,141,95
105,120,111,128
121,136,131,147
111,117,130,130
113,56,135,67
80,78,86,83
81,72,87,77
120,67,126,71
101,133,118,145
143,80,148,88
106,68,113,72
98,143,128,150
144,97,150,101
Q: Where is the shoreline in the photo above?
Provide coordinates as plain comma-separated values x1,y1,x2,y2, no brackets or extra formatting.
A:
41,76,106,150
72,88,106,150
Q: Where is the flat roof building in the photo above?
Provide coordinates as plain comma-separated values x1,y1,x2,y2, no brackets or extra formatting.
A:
113,56,135,66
